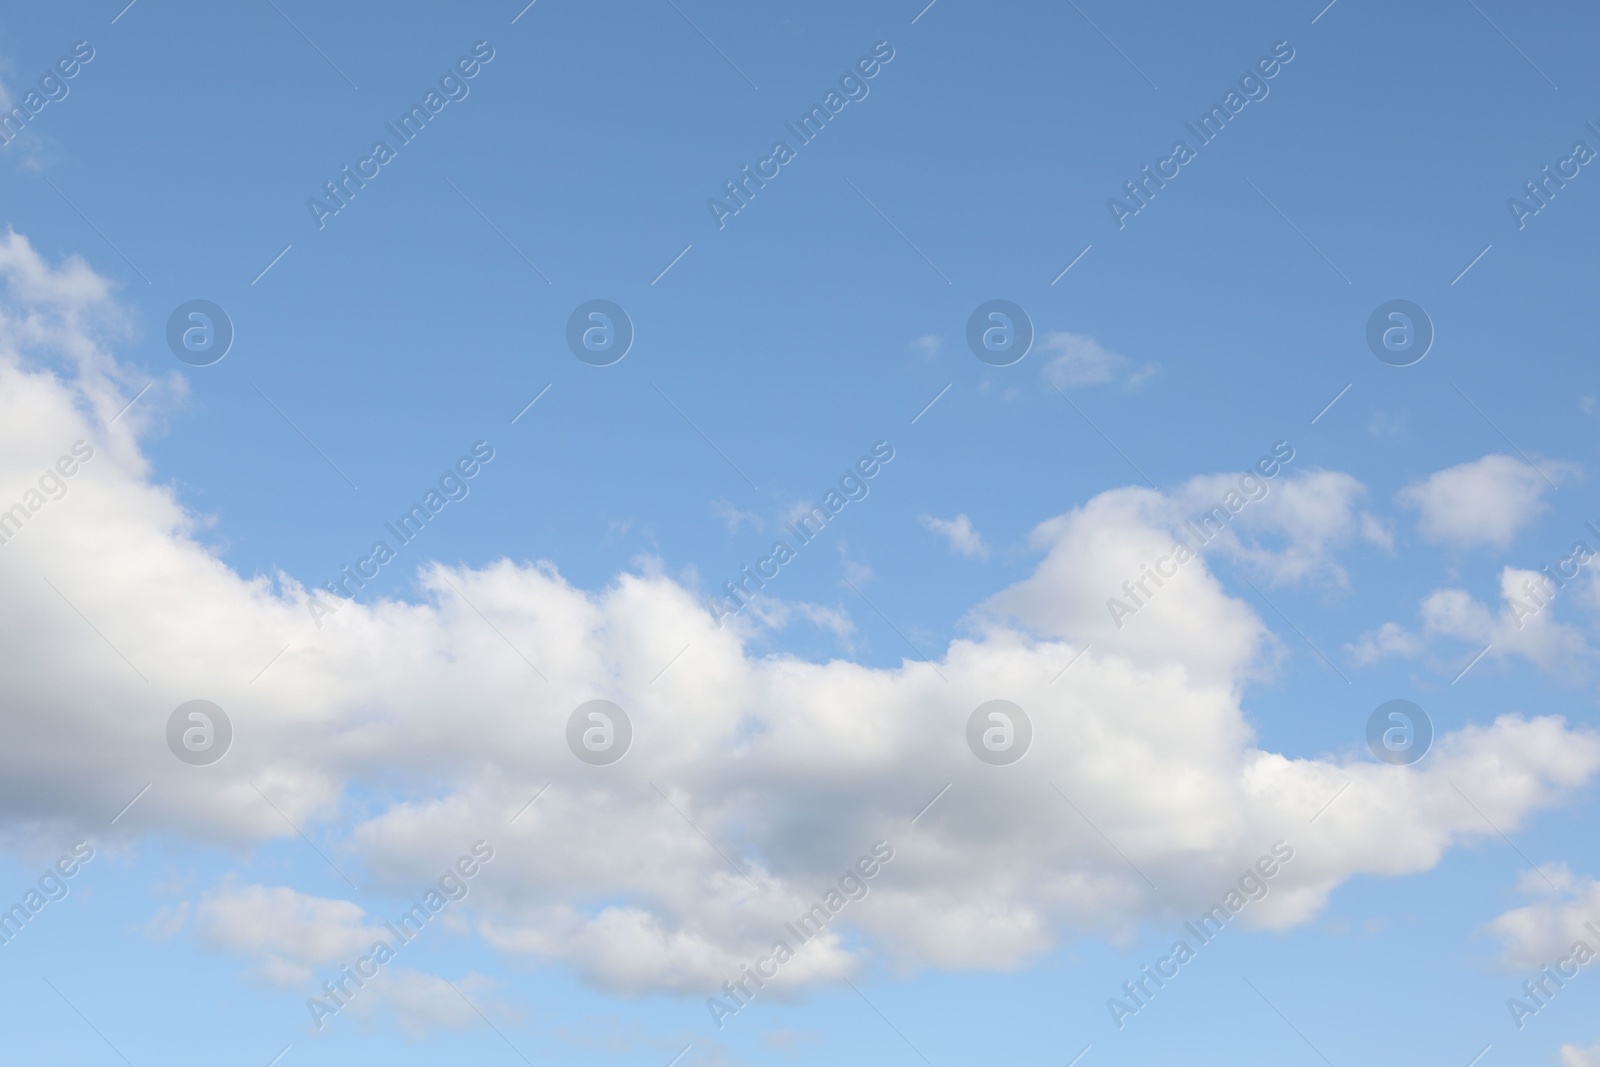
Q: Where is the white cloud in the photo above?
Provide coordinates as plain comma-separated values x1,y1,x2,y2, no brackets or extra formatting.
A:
740,596,856,643
1038,331,1152,390
918,513,988,559
143,900,190,940
1398,454,1578,549
360,969,500,1037
1360,512,1395,553
763,1028,819,1051
1563,1043,1600,1067
1357,566,1598,675
185,879,503,1035
1345,622,1424,666
1484,864,1600,970
1,233,1598,1000
710,499,764,535
193,880,379,987
1173,467,1388,588
1422,569,1591,668
1366,409,1406,438
909,334,940,358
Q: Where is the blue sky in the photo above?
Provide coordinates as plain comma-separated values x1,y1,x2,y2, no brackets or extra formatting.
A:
2,0,1600,1064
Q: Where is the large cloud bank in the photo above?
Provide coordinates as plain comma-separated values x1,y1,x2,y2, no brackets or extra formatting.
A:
0,231,1595,1009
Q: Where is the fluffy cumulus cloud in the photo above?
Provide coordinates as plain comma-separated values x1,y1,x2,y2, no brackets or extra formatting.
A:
192,880,381,986
1170,467,1389,588
1484,864,1600,971
3,232,1600,1013
1348,566,1599,675
1398,454,1578,549
186,877,500,1035
1420,570,1592,667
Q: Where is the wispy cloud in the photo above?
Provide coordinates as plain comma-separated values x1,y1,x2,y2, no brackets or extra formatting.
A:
919,513,989,559
1039,331,1153,390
